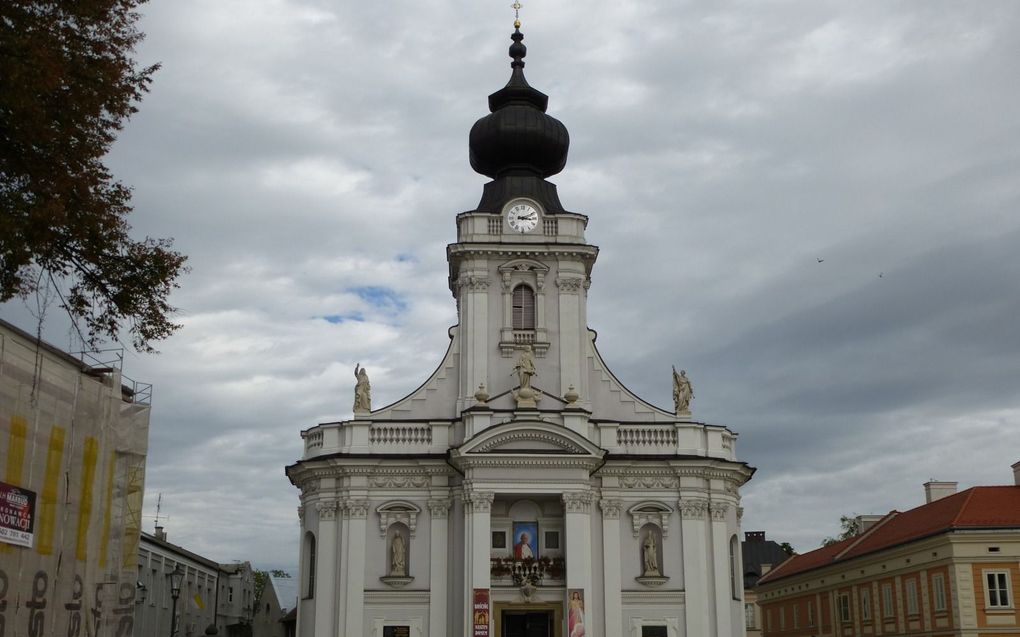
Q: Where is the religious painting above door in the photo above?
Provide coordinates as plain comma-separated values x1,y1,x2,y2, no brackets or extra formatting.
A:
512,521,538,559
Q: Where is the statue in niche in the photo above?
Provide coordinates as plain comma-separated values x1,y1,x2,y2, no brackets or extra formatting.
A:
642,530,660,576
390,530,406,576
353,363,371,413
672,366,693,414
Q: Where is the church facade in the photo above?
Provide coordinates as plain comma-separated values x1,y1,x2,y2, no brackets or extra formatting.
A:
286,25,753,637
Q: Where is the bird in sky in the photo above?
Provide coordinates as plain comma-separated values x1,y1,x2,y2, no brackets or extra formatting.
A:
816,258,825,263
878,272,884,278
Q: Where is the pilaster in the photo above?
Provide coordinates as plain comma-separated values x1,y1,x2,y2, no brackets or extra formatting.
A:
600,498,623,637
428,497,451,637
456,273,490,411
710,501,733,637
314,500,338,637
564,490,595,636
463,488,494,636
680,497,710,637
343,499,369,637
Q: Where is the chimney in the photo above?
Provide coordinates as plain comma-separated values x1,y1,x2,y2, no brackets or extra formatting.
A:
1012,460,1020,486
924,481,957,503
855,514,884,534
154,524,166,542
744,531,766,543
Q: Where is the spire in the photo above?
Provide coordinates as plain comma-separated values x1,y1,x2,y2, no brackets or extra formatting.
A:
468,25,570,211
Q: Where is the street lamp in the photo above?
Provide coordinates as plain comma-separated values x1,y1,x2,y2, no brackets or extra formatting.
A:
169,566,184,636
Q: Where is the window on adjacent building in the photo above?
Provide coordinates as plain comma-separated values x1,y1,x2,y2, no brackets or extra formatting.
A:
882,583,894,618
780,606,786,630
808,601,815,626
745,603,756,629
730,535,740,600
906,579,919,615
836,595,852,623
793,603,800,629
839,593,851,623
933,574,947,612
861,588,872,621
512,285,535,330
986,571,1012,608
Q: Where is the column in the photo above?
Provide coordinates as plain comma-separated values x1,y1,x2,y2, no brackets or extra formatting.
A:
710,502,733,637
344,500,369,637
463,488,494,635
599,499,623,637
428,498,451,637
680,498,710,637
564,490,594,636
314,501,338,637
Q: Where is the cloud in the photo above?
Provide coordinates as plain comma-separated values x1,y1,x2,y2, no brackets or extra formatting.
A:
3,1,1019,571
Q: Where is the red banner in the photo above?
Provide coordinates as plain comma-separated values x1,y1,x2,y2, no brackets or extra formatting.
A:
472,588,490,636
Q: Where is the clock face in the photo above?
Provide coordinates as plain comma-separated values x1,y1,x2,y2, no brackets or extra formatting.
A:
507,203,539,233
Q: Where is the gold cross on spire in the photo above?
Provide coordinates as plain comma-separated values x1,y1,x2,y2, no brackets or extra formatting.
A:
512,1,522,28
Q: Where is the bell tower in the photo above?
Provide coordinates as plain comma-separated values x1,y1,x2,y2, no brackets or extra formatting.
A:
449,26,598,413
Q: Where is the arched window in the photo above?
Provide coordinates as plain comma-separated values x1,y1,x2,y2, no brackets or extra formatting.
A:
303,531,316,598
512,285,535,330
730,534,740,600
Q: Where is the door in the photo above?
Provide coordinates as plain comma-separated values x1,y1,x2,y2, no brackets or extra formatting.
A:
502,610,553,637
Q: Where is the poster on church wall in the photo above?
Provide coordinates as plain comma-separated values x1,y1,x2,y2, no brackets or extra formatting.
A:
512,521,538,559
472,588,490,636
0,480,35,548
568,589,586,637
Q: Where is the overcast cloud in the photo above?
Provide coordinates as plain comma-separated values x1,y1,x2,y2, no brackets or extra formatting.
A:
3,1,1019,572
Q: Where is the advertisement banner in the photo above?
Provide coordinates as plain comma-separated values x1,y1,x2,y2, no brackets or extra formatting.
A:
568,588,586,637
0,481,35,548
472,588,490,637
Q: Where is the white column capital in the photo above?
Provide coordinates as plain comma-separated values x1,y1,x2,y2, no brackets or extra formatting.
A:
428,498,452,519
599,498,623,519
463,489,494,513
316,500,339,521
679,497,709,520
563,490,594,513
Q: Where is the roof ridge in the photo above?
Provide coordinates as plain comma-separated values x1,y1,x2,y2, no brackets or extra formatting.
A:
949,486,978,527
833,510,898,561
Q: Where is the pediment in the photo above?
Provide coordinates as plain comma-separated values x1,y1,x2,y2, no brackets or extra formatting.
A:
457,421,605,457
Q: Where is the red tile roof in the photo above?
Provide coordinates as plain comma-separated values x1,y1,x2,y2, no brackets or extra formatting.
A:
759,486,1020,584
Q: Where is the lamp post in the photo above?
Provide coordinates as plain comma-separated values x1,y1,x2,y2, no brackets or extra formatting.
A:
169,566,184,637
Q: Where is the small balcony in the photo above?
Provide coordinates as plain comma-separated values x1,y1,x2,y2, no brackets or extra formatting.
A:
490,557,566,587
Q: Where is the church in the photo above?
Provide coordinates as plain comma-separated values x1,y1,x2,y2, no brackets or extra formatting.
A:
286,19,753,637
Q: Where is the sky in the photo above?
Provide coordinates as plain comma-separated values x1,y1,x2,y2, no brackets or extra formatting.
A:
3,1,1020,573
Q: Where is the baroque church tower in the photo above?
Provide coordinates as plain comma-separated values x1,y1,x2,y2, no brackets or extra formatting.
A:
287,24,753,637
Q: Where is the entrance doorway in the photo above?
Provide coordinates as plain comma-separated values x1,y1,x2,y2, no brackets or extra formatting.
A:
502,610,553,637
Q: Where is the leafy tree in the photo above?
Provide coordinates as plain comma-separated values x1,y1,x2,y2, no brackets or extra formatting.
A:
822,514,861,546
0,0,186,352
779,541,796,556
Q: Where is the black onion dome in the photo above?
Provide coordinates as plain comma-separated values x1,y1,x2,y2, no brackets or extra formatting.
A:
469,28,570,180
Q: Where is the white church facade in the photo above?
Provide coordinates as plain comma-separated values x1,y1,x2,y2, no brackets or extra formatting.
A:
286,24,753,637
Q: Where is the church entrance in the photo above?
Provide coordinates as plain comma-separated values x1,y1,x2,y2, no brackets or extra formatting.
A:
501,610,553,637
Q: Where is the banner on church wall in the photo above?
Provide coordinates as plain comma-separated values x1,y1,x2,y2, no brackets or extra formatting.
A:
0,481,35,548
568,588,586,637
472,588,490,636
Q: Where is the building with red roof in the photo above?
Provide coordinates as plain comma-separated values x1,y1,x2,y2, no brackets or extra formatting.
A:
756,464,1020,637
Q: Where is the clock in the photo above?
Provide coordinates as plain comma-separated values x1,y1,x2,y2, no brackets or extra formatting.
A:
507,202,539,233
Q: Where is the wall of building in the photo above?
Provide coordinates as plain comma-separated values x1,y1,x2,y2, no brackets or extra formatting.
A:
0,320,150,636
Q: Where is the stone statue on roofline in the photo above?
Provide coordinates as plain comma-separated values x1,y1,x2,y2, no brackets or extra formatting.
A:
354,363,371,413
672,366,693,415
512,345,539,408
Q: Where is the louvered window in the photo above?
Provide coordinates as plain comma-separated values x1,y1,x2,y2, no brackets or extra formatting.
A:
512,285,535,329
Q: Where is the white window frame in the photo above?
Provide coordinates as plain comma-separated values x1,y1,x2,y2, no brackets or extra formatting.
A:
793,603,800,629
838,593,851,623
882,583,894,618
984,570,1013,609
780,606,786,630
906,578,919,615
861,587,871,621
807,601,815,626
745,603,756,629
932,573,947,612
